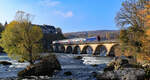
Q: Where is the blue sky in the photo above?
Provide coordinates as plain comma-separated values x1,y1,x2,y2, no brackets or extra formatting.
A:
0,0,123,33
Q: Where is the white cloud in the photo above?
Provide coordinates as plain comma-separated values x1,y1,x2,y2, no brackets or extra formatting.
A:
39,0,60,7
55,11,73,18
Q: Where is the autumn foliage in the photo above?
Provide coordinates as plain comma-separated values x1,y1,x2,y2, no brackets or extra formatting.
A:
137,1,150,62
116,0,150,63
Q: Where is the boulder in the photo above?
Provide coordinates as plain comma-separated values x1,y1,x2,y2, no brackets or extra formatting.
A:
74,56,82,60
143,63,150,79
104,61,115,72
91,64,98,67
97,68,145,80
18,59,25,63
64,71,72,76
104,57,130,71
122,73,137,80
91,72,97,77
100,57,147,80
104,65,114,72
97,71,118,80
105,57,136,71
18,54,61,77
0,61,12,65
117,58,129,65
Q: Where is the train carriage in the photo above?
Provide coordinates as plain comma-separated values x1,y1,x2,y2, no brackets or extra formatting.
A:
52,36,100,44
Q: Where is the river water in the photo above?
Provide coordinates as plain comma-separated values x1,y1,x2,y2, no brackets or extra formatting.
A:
0,53,113,80
0,53,29,78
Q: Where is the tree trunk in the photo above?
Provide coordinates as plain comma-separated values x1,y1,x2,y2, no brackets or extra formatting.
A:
29,48,34,65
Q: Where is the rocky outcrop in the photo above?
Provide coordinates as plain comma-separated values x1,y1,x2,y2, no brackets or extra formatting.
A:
18,54,61,77
104,56,141,71
142,63,150,79
97,57,146,80
104,57,131,72
97,68,145,80
64,71,72,76
0,61,12,65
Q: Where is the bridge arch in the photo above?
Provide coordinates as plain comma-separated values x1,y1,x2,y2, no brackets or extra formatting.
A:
81,45,93,54
94,45,107,56
66,46,73,53
73,46,81,54
59,45,65,53
108,44,121,57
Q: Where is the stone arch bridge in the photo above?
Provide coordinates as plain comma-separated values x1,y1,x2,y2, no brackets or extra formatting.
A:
52,42,120,56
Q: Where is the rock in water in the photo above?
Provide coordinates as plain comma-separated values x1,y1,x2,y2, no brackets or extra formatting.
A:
74,56,82,60
97,68,145,80
0,61,12,65
18,54,61,77
64,71,72,76
97,57,146,80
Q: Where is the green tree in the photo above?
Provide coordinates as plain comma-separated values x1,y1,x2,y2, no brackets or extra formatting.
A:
0,11,43,65
0,23,4,53
56,27,65,40
0,23,4,32
4,21,8,27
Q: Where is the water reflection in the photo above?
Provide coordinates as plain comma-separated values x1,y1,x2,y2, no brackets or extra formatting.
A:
86,47,93,54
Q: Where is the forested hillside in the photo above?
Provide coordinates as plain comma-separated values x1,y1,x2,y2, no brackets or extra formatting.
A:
64,30,119,40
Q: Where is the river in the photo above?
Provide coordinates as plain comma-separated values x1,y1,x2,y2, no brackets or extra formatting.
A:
0,53,29,78
0,53,113,80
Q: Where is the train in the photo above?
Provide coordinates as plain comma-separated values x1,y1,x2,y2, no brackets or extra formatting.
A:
53,36,101,44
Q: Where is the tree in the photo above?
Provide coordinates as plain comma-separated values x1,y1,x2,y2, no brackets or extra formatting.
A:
0,23,4,32
0,11,43,65
106,32,111,40
56,27,65,40
115,0,145,28
116,0,144,53
119,29,133,56
137,1,150,61
4,21,8,27
0,23,4,53
116,0,150,62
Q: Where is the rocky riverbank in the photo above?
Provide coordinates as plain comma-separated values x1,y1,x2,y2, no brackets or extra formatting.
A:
96,56,150,80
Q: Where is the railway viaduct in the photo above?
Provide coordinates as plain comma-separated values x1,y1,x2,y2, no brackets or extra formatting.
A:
52,42,120,56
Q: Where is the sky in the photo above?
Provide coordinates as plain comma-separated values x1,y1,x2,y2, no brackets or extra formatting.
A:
0,0,123,33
